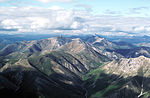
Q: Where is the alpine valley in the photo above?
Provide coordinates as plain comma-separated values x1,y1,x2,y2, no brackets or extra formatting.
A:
1,34,150,98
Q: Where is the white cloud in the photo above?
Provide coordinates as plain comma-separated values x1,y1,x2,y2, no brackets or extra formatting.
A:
71,21,81,29
1,19,18,29
0,19,23,30
1,6,150,36
27,17,50,29
133,26,150,33
134,26,145,32
145,27,150,31
49,6,63,10
0,7,85,33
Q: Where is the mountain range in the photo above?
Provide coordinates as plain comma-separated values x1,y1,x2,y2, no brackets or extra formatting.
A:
1,35,150,98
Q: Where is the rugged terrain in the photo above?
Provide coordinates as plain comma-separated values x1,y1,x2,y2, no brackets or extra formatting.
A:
0,35,150,98
83,56,150,98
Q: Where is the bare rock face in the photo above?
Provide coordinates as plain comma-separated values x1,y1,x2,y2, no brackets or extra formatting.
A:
59,38,87,53
84,35,117,50
82,35,124,60
102,56,150,77
96,56,150,98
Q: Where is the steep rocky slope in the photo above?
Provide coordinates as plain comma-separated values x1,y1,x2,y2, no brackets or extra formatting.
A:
59,38,110,69
102,56,150,98
83,56,150,98
102,56,150,77
81,35,124,59
83,35,117,50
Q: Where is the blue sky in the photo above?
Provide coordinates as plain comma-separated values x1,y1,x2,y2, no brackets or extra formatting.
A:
0,0,150,36
1,0,150,16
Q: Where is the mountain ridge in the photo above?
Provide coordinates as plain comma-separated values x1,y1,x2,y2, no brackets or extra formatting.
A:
1,35,150,98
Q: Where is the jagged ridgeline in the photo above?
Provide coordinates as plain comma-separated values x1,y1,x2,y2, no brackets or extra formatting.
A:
1,35,150,98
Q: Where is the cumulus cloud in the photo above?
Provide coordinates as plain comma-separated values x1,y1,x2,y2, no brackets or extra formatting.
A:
0,7,85,33
1,19,19,29
1,6,150,36
133,26,150,33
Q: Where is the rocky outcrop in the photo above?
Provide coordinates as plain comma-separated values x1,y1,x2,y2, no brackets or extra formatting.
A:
102,56,150,77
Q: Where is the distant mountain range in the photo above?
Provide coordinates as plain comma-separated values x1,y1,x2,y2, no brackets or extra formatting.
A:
1,34,150,98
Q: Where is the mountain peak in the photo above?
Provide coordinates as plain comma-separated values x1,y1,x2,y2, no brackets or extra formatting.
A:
137,55,147,59
59,38,88,53
72,38,84,44
93,36,105,44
